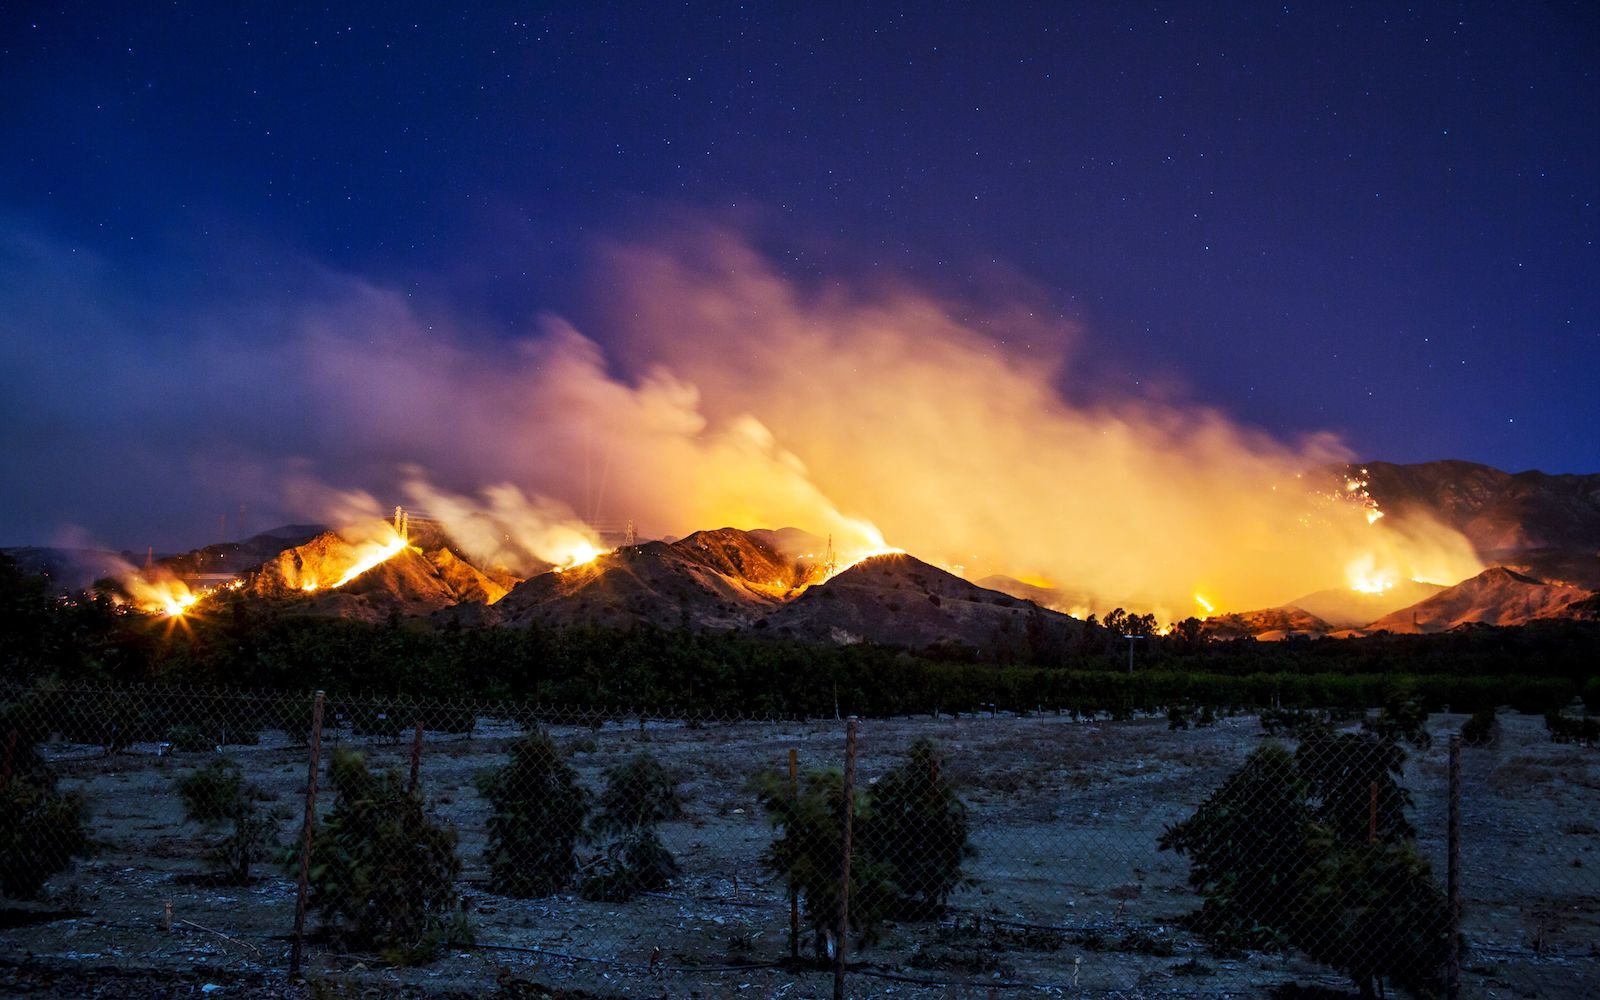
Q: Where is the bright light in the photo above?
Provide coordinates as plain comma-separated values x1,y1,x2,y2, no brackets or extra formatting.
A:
331,534,409,588
551,540,607,571
1193,592,1215,616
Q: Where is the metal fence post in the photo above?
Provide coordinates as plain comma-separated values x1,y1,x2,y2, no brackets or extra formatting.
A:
290,690,326,978
834,717,858,1000
789,746,800,961
1447,733,1462,999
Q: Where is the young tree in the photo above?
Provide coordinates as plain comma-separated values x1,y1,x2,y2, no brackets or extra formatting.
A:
477,731,590,897
859,738,972,918
1161,733,1449,998
301,749,466,963
581,752,683,901
176,756,275,883
755,739,974,957
754,767,894,958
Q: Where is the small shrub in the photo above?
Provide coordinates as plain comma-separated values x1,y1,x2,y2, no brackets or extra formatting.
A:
177,757,275,882
755,739,973,957
298,749,466,962
1,749,91,899
1545,710,1600,746
581,752,683,902
478,731,590,897
754,766,895,958
1461,707,1498,747
859,738,973,918
1363,695,1431,750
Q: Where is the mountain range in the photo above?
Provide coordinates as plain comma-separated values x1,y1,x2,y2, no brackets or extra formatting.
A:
5,458,1597,646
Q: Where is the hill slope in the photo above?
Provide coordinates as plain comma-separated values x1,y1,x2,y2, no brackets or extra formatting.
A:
1365,567,1594,633
766,553,1082,649
1358,460,1600,587
491,527,813,630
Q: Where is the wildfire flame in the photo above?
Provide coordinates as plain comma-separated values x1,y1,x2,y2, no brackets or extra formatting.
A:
122,574,241,617
330,533,410,588
551,539,608,572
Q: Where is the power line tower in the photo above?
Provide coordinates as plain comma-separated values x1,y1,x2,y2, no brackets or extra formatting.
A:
624,518,636,547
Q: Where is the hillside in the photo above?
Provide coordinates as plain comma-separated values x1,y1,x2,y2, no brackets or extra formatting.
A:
1364,567,1594,634
1201,606,1331,641
490,527,813,630
1357,460,1600,587
1284,580,1445,630
1371,566,1594,632
244,529,515,622
766,552,1083,649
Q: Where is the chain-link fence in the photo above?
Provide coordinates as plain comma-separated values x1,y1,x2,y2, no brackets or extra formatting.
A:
1,682,1596,998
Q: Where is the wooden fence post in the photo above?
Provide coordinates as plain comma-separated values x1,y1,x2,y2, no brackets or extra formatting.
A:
289,690,326,978
834,717,858,1000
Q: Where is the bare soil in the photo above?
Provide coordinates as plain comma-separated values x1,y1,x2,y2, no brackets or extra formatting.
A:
3,708,1597,998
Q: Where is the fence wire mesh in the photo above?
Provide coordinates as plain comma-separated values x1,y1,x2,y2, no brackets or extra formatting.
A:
0,682,1596,998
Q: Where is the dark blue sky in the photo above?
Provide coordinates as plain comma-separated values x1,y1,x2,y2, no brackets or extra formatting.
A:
2,3,1597,548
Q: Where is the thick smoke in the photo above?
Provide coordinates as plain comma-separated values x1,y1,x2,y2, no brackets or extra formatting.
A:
2,223,1482,615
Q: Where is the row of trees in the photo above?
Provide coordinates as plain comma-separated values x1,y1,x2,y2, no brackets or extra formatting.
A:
5,554,1599,721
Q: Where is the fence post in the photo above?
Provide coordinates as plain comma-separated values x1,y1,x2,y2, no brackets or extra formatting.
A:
1447,733,1462,1000
290,690,326,978
834,717,858,1000
1368,780,1378,843
789,747,800,961
408,719,425,794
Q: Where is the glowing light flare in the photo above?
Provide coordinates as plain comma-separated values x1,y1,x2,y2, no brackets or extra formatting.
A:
551,539,609,572
1193,592,1215,617
123,576,202,617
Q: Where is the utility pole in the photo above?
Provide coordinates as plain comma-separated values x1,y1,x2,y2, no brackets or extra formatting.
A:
1122,634,1146,674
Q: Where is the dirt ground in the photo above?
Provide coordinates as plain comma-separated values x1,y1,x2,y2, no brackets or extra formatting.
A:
3,705,1597,998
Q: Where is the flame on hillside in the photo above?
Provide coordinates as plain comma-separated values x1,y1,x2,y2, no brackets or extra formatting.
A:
330,532,409,587
126,576,200,617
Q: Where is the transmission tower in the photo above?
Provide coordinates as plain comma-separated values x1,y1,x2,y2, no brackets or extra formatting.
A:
624,518,636,547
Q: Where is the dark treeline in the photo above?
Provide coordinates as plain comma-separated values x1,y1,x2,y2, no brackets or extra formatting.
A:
3,555,1597,718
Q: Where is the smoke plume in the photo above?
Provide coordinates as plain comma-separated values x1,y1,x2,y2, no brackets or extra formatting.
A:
1,222,1482,616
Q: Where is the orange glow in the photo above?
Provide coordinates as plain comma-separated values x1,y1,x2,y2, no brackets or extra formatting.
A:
551,539,608,571
331,533,409,588
1194,592,1215,616
122,576,201,617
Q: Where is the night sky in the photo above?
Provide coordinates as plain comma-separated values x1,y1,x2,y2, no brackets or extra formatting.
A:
2,3,1596,550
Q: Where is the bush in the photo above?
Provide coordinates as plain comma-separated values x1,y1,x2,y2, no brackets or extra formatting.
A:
755,739,973,957
1,765,91,899
755,766,895,958
1545,710,1600,746
1161,733,1449,998
176,757,275,882
1461,706,1497,747
299,749,467,962
859,738,973,918
477,731,589,897
581,752,683,902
